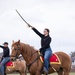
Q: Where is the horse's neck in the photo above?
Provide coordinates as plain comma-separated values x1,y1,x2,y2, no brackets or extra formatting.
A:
21,43,38,65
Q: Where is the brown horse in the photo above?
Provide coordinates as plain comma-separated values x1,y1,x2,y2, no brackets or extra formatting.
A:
0,59,26,75
11,40,71,75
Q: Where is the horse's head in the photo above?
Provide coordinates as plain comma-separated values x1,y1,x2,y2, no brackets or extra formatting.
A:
11,40,21,59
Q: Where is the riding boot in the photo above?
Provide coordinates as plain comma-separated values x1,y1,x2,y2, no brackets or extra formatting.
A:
43,67,48,74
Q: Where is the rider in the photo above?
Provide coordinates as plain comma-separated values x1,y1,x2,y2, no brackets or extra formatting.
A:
0,42,10,75
29,25,52,74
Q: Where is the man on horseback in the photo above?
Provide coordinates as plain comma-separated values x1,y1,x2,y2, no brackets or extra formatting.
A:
29,25,52,74
0,42,10,75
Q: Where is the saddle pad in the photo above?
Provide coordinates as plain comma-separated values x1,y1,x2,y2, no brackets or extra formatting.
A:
38,52,61,64
6,61,14,68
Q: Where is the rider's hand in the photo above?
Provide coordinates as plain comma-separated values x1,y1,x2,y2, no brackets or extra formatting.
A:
28,24,33,28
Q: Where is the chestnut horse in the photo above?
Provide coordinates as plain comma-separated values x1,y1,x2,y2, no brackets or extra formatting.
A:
11,40,71,75
0,59,26,75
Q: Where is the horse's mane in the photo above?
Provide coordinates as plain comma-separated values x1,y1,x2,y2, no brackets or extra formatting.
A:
12,42,38,55
21,43,37,51
20,42,38,57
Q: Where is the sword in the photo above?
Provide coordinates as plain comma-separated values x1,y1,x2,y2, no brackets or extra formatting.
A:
15,9,32,27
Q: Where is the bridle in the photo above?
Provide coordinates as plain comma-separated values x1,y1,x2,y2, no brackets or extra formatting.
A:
11,44,21,60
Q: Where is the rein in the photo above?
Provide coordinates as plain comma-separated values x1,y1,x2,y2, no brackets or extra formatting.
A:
27,53,41,70
26,50,40,69
11,44,21,61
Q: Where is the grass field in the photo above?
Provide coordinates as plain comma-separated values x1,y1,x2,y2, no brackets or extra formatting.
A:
7,72,75,75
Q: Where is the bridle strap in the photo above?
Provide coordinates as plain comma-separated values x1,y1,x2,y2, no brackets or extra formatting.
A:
11,44,21,61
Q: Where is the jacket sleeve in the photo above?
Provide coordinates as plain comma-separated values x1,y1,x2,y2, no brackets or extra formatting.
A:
40,37,51,50
0,45,4,49
3,48,9,57
32,28,43,38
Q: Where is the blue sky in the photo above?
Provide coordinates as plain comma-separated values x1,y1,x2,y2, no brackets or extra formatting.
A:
0,0,75,54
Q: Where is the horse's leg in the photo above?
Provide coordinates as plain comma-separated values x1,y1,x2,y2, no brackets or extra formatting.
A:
63,69,70,75
20,73,26,75
19,68,27,75
30,73,35,75
57,71,64,75
4,73,6,75
35,71,41,75
57,68,64,75
20,71,27,75
20,69,27,75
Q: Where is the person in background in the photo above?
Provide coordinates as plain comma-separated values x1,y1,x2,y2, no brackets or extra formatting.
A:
0,42,10,75
29,25,52,74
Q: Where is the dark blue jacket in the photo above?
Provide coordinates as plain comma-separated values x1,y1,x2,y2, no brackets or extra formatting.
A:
0,45,10,57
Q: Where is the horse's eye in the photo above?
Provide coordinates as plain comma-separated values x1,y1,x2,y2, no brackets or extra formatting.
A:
14,49,17,50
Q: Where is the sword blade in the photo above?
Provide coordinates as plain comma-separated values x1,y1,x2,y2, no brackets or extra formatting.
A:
16,9,30,27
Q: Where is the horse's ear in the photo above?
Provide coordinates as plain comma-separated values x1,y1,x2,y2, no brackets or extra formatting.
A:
18,40,20,44
12,40,14,44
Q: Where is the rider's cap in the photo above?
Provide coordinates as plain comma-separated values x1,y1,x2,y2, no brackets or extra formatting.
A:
3,42,8,45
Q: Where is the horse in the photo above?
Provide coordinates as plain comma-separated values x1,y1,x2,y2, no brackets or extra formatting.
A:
11,40,71,75
0,58,26,75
